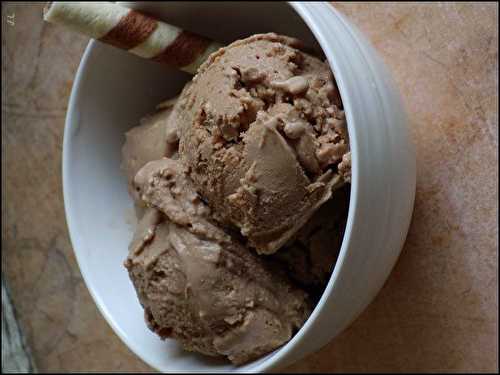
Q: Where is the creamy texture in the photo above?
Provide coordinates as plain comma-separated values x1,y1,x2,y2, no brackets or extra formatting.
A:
173,33,349,254
125,158,311,365
121,99,178,213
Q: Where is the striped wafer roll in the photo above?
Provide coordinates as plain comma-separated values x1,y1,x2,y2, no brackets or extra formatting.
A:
43,2,223,74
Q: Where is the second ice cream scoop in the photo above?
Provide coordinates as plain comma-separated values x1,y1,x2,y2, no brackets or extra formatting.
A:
126,158,311,364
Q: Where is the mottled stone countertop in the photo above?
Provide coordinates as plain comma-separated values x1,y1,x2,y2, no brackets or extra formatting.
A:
2,2,498,373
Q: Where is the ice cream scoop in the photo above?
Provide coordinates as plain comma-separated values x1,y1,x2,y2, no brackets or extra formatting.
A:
126,158,311,364
173,33,349,254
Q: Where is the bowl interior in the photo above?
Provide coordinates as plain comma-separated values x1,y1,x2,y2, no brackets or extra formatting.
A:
63,2,333,372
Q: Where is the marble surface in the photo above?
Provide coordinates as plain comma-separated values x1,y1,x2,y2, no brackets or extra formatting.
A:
2,2,498,373
2,276,37,373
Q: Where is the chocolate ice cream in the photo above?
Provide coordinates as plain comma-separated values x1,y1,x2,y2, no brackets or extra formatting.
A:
173,33,349,254
121,98,179,215
120,32,351,365
125,158,311,364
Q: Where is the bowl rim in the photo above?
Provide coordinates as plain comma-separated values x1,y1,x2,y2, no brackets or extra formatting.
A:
62,2,374,373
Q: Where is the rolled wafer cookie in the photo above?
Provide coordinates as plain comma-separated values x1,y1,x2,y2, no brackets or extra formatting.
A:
43,2,223,74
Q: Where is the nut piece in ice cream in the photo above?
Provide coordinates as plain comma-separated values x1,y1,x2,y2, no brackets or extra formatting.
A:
174,33,349,254
125,158,311,365
338,151,352,183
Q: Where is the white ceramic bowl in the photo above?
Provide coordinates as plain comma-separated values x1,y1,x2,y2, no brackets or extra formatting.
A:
63,2,416,372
